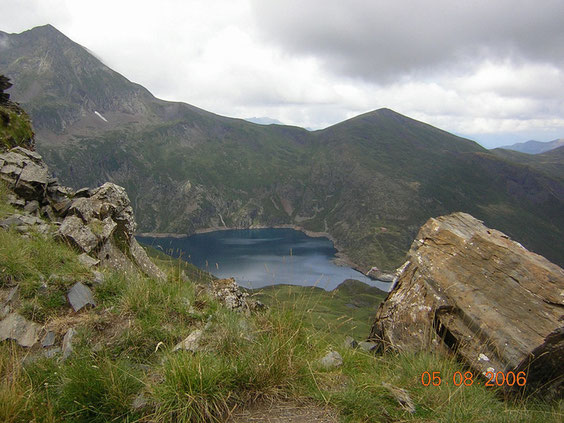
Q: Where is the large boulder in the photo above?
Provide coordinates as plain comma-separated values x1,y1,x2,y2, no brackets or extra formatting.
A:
369,212,564,399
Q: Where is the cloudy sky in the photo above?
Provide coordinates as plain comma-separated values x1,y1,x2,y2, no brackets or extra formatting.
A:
2,0,564,147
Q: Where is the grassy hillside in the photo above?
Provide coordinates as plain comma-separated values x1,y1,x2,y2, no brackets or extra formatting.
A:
248,280,387,340
1,192,562,422
1,25,564,272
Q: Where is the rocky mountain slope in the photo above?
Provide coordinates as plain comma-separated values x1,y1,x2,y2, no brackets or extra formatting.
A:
1,25,564,271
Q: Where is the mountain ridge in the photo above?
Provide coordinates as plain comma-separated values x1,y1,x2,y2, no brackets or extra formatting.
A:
1,24,563,270
499,138,564,154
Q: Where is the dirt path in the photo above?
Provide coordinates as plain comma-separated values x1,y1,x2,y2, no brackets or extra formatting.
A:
228,400,340,423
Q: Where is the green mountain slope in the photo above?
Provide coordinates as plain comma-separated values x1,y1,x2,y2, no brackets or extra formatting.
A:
492,146,564,183
1,25,563,270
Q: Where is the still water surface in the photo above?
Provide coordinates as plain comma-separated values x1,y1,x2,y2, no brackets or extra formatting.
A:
137,228,391,291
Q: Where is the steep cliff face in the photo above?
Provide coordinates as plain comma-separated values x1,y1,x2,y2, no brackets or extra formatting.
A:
369,212,564,399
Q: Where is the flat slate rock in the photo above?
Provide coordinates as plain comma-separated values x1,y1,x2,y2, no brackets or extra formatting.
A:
173,329,203,352
0,313,40,347
67,282,96,312
41,330,56,348
78,253,100,268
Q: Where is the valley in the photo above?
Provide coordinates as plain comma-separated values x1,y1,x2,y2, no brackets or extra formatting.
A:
1,24,563,273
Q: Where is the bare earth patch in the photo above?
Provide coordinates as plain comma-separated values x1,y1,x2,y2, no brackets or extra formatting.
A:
228,400,340,423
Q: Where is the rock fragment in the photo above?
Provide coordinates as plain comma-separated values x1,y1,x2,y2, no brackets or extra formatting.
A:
61,327,76,360
319,350,343,369
58,215,98,253
78,253,100,268
0,313,40,347
172,329,203,352
67,282,96,312
41,330,56,348
344,336,358,349
358,341,378,352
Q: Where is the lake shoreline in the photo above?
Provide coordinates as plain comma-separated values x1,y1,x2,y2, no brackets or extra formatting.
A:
137,224,374,279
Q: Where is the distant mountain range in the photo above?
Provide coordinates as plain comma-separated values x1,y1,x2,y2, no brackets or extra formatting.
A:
499,139,564,154
1,24,563,270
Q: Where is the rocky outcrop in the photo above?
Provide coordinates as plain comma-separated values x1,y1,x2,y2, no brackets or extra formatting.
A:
208,278,264,314
0,75,11,104
0,146,165,280
369,212,564,399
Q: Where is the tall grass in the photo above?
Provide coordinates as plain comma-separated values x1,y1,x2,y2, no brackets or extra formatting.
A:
0,228,89,288
0,344,33,423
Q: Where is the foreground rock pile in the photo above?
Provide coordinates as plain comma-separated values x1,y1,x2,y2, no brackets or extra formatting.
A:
369,212,564,399
0,146,165,356
0,146,164,280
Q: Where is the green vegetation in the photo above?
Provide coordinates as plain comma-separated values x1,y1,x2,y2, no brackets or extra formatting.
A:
0,104,34,151
492,146,564,183
0,217,562,422
250,280,386,340
0,181,18,218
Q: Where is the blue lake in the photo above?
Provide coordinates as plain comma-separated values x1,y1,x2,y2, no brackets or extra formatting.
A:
137,228,392,291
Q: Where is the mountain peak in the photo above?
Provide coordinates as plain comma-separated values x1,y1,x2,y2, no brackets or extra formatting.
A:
24,24,64,36
354,108,411,122
9,24,76,48
32,23,57,31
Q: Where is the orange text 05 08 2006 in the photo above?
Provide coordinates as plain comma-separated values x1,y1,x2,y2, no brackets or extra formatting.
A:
420,371,527,387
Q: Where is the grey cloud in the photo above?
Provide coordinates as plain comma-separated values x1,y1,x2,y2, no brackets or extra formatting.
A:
251,0,564,83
